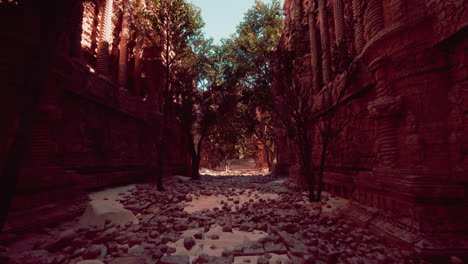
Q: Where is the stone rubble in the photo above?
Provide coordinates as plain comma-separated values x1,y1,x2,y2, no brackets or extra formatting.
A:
2,175,421,264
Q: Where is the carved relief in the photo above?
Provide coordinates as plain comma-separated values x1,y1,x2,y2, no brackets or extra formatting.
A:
368,96,402,119
448,84,466,170
405,112,424,168
426,0,468,40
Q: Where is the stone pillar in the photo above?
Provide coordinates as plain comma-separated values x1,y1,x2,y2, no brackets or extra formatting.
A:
118,0,130,88
367,57,401,168
70,0,84,58
352,0,366,54
333,0,345,45
307,2,320,91
318,0,332,84
364,0,384,41
96,0,114,75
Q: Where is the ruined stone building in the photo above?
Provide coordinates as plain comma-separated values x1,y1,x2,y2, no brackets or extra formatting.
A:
0,0,190,236
273,0,467,257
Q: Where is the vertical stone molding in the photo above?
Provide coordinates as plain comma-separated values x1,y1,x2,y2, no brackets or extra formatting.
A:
352,0,366,54
96,0,114,75
134,43,143,96
70,0,84,59
118,0,130,88
307,2,320,91
364,0,384,41
332,0,345,45
367,58,401,168
318,0,332,84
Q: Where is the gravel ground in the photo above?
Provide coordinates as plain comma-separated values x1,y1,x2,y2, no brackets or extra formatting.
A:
1,174,418,264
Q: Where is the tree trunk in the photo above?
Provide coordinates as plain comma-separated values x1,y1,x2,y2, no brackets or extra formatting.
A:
187,131,200,180
192,154,200,180
300,133,315,202
317,139,328,201
264,145,271,172
155,25,172,192
156,91,170,192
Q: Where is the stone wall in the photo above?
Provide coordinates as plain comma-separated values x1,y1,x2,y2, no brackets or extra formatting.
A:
274,0,467,258
0,0,190,236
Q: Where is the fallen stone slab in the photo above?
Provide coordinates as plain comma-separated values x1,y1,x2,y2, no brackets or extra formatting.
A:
77,261,105,264
79,200,139,227
160,255,190,264
7,250,52,264
264,242,288,254
243,242,264,256
109,256,146,264
41,230,78,252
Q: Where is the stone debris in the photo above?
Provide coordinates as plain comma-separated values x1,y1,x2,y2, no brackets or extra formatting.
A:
3,175,420,264
184,237,196,250
79,200,139,227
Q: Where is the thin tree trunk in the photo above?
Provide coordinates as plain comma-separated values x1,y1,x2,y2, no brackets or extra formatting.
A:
193,134,205,180
192,155,200,180
317,139,328,201
155,23,172,191
264,145,271,172
300,133,315,202
156,88,170,191
187,130,200,180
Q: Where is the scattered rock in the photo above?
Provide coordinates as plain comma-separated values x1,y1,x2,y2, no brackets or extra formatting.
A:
82,244,107,259
209,234,220,240
183,237,196,250
193,231,204,240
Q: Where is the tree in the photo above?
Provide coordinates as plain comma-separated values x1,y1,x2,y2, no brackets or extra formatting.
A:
273,46,360,201
138,0,204,188
175,37,220,180
273,50,317,201
314,66,362,200
212,0,284,171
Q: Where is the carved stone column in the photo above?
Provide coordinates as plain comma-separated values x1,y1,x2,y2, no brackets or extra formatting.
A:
333,0,345,45
118,0,130,88
364,0,384,41
318,0,332,84
367,57,401,168
96,0,114,75
307,2,320,91
70,0,84,59
352,0,366,54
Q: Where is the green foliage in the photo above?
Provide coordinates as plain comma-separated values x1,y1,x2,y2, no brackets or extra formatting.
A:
134,0,283,170
209,0,283,168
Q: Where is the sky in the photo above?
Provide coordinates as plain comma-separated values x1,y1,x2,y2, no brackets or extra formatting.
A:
189,0,284,44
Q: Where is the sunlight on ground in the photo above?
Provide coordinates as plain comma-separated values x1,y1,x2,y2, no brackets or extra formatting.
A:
88,184,136,208
167,225,269,261
183,188,279,214
201,169,270,177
